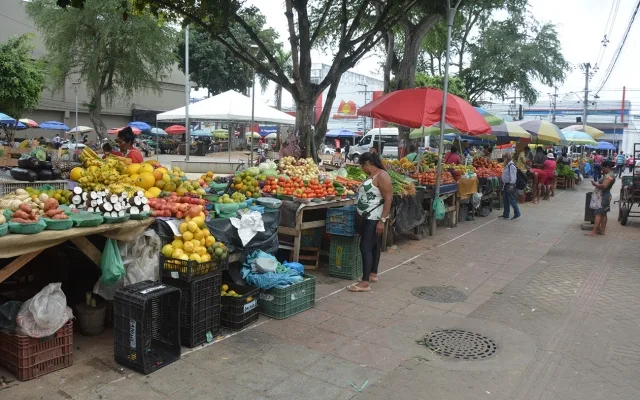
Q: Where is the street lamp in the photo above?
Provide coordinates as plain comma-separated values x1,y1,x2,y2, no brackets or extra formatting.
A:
71,80,80,143
249,44,259,167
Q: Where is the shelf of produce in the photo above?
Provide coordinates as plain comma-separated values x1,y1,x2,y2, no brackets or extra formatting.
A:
0,218,154,284
277,198,355,263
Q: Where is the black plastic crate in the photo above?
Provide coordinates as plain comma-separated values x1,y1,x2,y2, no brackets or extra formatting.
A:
160,254,222,282
328,235,363,280
114,281,181,374
259,274,316,320
220,282,259,331
162,272,222,348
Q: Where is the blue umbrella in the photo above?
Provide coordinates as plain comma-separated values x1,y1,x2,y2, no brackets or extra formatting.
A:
326,129,358,137
39,121,70,130
147,127,167,136
588,141,616,151
0,112,17,124
128,121,152,132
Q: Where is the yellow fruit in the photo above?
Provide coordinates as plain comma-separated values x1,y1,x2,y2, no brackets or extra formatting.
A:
139,163,154,174
183,241,194,253
228,290,237,296
155,180,166,189
202,228,210,237
126,164,142,176
205,236,215,247
136,172,155,190
165,182,176,192
176,187,187,196
171,248,184,258
189,253,202,263
162,173,170,183
201,253,211,262
193,245,202,254
178,254,189,261
200,238,206,246
191,239,201,246
161,244,174,257
69,167,85,182
246,296,253,303
194,230,205,240
192,216,205,229
182,231,194,242
221,284,229,292
187,221,198,233
155,167,168,175
197,246,207,256
179,222,188,234
171,239,183,249
129,173,140,183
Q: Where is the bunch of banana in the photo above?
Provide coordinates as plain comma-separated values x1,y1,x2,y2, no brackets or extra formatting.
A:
106,154,132,166
79,147,99,163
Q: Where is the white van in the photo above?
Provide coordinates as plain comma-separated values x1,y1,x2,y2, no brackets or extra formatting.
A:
347,128,399,162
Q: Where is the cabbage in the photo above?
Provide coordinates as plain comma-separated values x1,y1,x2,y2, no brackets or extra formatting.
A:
262,168,278,177
245,167,260,176
336,167,348,178
259,160,277,171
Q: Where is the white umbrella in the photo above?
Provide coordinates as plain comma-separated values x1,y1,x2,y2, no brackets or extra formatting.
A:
67,126,94,134
265,132,278,139
246,131,261,138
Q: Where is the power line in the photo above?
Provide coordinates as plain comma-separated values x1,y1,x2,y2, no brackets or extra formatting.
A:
594,0,621,73
594,0,640,95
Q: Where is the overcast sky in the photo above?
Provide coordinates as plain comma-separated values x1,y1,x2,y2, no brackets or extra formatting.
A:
216,0,640,109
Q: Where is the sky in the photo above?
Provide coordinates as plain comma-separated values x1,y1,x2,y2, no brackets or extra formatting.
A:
196,0,640,110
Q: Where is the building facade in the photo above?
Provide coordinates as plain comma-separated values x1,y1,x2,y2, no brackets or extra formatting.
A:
0,0,187,140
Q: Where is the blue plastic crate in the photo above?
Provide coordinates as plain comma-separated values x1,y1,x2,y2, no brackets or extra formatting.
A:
326,205,357,236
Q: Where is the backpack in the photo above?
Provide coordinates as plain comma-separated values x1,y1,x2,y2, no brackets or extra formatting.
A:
515,166,528,190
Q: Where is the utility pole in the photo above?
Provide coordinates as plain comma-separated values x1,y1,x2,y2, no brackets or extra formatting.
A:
582,63,590,130
357,83,369,132
185,25,190,161
551,86,558,123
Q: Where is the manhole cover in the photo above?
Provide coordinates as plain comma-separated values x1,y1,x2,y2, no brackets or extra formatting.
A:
418,329,498,360
411,286,467,303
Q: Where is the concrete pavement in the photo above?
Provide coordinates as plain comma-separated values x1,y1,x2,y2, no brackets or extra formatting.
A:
4,180,640,400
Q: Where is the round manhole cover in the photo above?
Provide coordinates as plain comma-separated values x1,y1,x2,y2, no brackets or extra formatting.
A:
411,286,467,303
418,329,498,361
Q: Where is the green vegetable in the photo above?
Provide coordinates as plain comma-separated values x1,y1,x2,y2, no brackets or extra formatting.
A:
345,166,367,181
555,164,576,179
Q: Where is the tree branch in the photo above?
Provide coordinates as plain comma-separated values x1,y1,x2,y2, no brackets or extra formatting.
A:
309,0,335,46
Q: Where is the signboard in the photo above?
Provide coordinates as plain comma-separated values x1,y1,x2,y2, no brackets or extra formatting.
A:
259,126,277,136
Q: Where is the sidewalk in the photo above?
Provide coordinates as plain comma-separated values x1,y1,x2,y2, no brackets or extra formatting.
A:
5,181,640,400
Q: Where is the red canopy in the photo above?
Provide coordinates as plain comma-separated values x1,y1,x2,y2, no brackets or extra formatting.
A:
107,127,141,135
165,125,186,135
357,88,491,135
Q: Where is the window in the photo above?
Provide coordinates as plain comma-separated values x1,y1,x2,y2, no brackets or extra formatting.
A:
381,135,398,147
360,135,371,146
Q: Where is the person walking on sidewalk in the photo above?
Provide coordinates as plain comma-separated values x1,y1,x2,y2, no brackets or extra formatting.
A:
348,152,393,293
616,151,625,177
500,153,521,220
587,160,616,236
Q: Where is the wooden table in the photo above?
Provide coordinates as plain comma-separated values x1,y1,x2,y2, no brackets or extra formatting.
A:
278,198,355,266
423,187,460,237
0,219,155,284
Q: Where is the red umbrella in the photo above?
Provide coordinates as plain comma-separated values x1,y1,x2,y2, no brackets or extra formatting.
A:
107,127,141,135
165,125,186,135
357,88,491,135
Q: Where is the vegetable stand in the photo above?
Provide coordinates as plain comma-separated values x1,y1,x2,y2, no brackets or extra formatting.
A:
0,219,154,284
278,198,355,266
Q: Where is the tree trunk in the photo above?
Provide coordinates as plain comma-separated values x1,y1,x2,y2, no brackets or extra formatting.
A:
295,98,315,158
276,84,283,150
88,93,107,142
314,79,339,153
383,32,395,93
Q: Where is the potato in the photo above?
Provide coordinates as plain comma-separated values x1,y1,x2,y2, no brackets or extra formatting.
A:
13,210,29,220
19,203,32,214
52,214,68,220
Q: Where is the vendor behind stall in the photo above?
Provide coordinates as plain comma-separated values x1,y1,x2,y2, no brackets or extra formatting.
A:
116,127,144,163
444,146,461,164
405,145,418,161
102,142,124,159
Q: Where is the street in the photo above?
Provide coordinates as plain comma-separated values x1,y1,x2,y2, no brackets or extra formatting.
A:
5,180,640,400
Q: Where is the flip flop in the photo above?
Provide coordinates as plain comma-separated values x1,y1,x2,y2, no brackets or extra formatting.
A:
347,284,371,292
357,277,378,283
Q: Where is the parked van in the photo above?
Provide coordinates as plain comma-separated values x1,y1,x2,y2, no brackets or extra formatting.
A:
347,128,399,162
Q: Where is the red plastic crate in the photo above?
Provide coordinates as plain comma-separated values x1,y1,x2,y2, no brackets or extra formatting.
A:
0,320,74,381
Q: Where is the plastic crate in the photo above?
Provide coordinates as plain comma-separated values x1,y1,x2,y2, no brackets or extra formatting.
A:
114,281,181,375
0,320,73,381
326,206,357,236
301,227,323,248
259,274,316,320
0,178,69,196
160,254,220,282
162,272,222,347
220,282,259,331
328,235,363,280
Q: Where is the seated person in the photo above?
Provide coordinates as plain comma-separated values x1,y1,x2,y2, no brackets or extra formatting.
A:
331,148,344,165
444,145,461,164
405,145,418,161
102,142,124,159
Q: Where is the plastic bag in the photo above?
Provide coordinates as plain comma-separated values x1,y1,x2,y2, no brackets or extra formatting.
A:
16,283,73,338
433,197,446,220
284,261,304,273
101,239,125,285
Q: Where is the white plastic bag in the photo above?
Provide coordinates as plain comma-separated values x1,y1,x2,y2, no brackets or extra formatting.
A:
94,229,161,300
16,283,73,338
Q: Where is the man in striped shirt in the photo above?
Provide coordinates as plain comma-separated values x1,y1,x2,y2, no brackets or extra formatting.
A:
616,151,625,178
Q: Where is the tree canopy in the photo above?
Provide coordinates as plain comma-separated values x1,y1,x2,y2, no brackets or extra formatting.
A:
176,7,280,97
56,0,421,157
421,0,569,105
27,0,178,139
415,73,467,99
0,34,46,142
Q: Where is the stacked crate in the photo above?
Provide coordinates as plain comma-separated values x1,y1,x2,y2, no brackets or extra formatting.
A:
326,206,362,280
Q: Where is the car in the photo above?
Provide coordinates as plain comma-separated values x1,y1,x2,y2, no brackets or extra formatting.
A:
323,144,335,155
61,142,86,150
